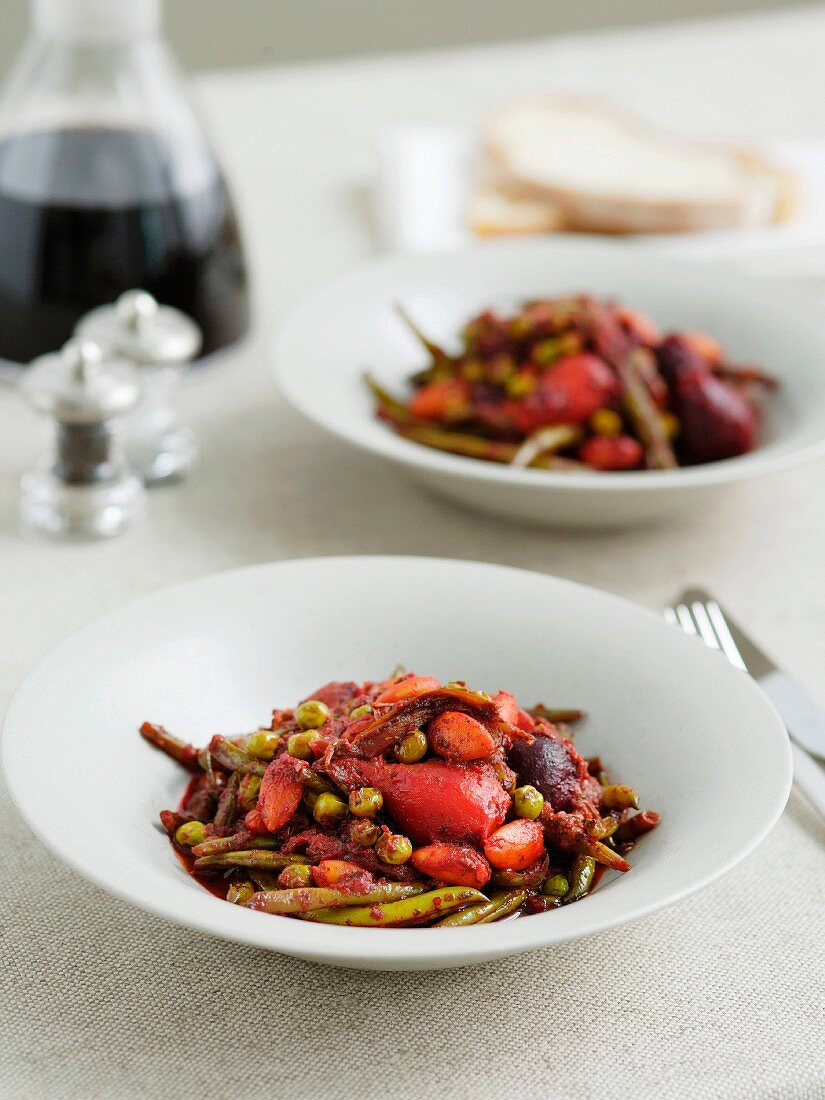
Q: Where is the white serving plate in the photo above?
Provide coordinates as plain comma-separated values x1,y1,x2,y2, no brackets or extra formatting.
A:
1,557,791,970
273,237,825,527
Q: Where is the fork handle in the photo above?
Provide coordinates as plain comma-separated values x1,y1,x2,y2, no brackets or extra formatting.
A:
790,739,825,817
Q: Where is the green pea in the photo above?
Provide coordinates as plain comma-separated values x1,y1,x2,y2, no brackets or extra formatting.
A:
294,700,330,730
542,874,570,898
349,704,373,720
348,787,383,818
246,729,281,760
351,818,381,847
394,729,427,764
375,832,413,865
287,731,319,760
226,881,255,905
313,792,348,826
513,784,544,820
278,864,312,889
175,821,206,847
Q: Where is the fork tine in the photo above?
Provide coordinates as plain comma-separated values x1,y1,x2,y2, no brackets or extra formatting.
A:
674,603,698,635
662,606,678,626
703,599,748,672
690,601,721,651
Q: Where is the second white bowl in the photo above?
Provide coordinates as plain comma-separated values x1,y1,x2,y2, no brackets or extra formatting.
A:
274,237,825,527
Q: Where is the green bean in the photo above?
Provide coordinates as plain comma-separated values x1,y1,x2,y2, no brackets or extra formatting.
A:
614,811,660,842
191,833,280,858
209,737,266,776
491,855,549,891
585,816,620,840
617,348,677,469
246,868,282,891
600,784,640,811
395,303,451,365
364,374,418,426
565,855,596,902
587,841,631,873
299,767,335,794
139,721,201,771
530,705,585,724
248,883,425,915
509,425,582,469
438,889,527,926
300,887,485,927
193,850,308,873
476,889,529,924
213,773,239,828
396,424,577,469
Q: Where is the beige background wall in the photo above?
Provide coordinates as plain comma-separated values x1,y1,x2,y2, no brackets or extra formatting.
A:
0,0,811,73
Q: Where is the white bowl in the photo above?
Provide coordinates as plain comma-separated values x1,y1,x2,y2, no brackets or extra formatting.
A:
274,237,825,527
1,556,791,970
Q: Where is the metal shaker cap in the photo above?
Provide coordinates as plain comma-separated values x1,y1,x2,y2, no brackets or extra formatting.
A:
75,290,202,368
22,338,142,424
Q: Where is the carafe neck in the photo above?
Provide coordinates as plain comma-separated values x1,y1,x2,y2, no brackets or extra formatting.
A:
33,0,161,41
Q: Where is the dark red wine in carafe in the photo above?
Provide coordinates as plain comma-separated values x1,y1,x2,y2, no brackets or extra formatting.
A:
0,127,249,368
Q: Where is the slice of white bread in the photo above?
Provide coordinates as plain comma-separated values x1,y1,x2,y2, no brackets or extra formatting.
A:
469,176,566,236
483,98,798,235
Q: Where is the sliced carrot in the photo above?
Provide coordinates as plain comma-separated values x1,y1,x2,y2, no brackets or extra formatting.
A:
483,819,545,870
408,379,469,420
493,690,519,725
684,330,723,365
257,754,306,831
411,842,491,888
375,676,441,705
311,860,362,887
428,711,496,762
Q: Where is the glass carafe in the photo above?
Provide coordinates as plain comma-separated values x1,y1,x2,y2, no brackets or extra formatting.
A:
0,0,250,375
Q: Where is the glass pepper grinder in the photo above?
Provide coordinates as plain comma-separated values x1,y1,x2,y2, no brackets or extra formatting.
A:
75,289,202,483
20,337,145,538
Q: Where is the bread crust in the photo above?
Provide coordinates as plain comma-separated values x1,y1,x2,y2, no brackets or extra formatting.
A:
483,97,799,235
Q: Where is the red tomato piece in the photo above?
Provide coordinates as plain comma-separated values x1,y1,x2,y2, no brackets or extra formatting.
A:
428,710,496,762
507,353,619,432
483,819,545,870
325,757,510,846
411,843,491,888
579,435,644,471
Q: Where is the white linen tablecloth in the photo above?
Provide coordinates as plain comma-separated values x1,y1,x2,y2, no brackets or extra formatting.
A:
2,7,825,1098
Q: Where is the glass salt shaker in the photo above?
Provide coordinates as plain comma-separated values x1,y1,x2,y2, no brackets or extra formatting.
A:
20,338,145,538
75,290,202,484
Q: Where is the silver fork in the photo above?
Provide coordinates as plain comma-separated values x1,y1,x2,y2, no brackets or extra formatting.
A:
664,590,825,819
